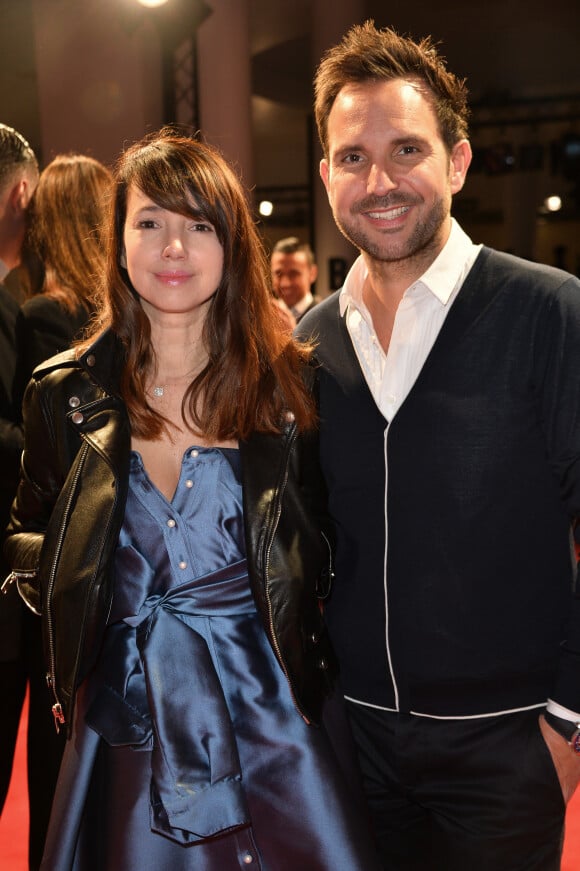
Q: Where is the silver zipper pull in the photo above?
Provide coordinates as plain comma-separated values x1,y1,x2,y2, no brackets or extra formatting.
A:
52,702,65,733
1,569,37,594
0,573,16,594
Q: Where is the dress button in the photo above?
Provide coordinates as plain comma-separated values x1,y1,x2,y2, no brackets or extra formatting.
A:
68,396,80,408
190,449,199,458
284,410,295,423
178,561,187,570
71,411,84,424
167,519,176,528
242,854,253,865
85,354,96,367
317,657,328,671
185,479,193,488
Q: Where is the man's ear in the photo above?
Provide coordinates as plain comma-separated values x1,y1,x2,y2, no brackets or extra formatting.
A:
309,264,318,285
9,179,29,213
320,158,330,194
450,140,472,195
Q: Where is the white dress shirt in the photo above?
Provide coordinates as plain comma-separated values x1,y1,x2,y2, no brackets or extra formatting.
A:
292,291,314,321
340,219,481,422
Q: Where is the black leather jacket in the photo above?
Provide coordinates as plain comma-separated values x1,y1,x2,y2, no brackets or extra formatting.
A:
4,330,336,735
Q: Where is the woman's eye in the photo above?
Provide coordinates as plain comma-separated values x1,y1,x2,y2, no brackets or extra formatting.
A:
137,219,157,229
191,222,213,232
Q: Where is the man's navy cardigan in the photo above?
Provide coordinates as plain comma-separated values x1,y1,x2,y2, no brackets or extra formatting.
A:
298,247,580,718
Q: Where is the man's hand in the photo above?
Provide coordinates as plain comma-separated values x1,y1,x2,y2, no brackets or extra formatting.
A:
540,714,580,803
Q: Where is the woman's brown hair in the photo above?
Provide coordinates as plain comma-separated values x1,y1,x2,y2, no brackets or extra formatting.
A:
25,153,112,315
87,129,316,440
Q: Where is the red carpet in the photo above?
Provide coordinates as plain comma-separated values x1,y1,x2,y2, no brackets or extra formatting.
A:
1,695,580,869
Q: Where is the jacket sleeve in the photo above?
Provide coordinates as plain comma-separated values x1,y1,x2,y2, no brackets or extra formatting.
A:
293,423,334,599
3,375,75,612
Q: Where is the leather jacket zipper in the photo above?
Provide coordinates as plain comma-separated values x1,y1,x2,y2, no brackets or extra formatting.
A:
45,441,90,732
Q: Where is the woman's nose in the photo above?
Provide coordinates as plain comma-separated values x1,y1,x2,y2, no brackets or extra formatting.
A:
162,238,185,258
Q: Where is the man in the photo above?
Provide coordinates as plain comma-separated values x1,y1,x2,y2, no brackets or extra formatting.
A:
270,236,318,322
0,125,61,871
297,22,580,870
0,128,39,815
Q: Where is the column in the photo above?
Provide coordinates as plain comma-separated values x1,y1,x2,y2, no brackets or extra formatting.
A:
31,0,164,167
196,0,254,190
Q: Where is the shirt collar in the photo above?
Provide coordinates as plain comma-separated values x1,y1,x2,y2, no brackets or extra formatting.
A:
292,290,314,318
339,218,479,317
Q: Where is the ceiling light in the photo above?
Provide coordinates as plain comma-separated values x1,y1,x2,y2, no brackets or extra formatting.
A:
545,195,562,212
259,200,273,217
137,0,169,8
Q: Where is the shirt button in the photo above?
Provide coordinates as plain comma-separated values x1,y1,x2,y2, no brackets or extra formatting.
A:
167,519,176,528
178,561,187,570
68,396,80,408
190,449,199,458
71,411,84,424
185,479,193,488
242,854,253,865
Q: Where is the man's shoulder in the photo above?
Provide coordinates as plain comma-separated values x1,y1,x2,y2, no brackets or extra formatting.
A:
478,246,580,293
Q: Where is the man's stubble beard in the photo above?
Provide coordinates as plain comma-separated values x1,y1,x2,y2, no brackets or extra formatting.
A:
334,194,450,267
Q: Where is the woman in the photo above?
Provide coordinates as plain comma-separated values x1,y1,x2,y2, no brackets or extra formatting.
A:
4,131,379,870
13,153,113,412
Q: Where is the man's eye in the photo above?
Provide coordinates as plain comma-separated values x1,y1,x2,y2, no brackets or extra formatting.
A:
343,153,362,164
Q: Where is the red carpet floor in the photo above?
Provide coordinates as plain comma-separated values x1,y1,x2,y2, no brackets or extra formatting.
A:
1,694,580,869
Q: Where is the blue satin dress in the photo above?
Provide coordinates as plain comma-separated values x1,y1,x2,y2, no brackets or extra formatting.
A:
40,447,380,870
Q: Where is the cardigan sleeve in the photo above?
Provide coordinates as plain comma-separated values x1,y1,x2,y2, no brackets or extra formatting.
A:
534,273,580,711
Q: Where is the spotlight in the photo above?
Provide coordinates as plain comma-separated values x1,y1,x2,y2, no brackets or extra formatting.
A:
259,200,273,217
137,0,169,7
545,196,562,212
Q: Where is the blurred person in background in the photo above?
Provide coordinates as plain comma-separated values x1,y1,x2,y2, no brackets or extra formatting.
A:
13,153,112,409
270,236,319,322
0,122,39,867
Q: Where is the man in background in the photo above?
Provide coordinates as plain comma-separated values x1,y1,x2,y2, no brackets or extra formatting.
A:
0,129,39,796
298,21,580,870
270,236,319,322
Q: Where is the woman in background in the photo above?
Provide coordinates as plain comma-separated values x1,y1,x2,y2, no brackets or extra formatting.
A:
13,153,112,410
4,131,379,870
